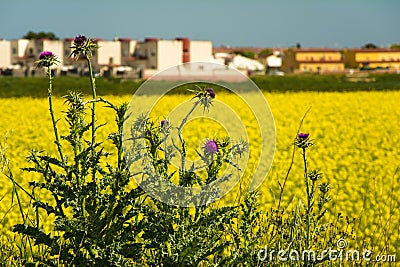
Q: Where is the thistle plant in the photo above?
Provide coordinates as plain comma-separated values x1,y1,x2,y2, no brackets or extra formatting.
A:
175,85,216,171
295,133,314,252
12,37,149,265
36,51,64,163
3,37,362,267
70,35,99,180
261,131,355,267
8,37,268,266
127,83,252,205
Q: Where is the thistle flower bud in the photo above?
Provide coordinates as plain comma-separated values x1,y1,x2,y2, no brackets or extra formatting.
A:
295,132,313,149
70,34,98,60
160,119,169,128
298,133,309,139
73,35,87,47
319,182,330,194
205,87,216,98
36,51,59,68
308,170,322,181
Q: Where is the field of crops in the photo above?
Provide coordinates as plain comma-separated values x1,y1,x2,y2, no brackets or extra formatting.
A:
0,85,399,256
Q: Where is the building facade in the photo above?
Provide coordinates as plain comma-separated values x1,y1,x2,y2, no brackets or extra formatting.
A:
0,40,11,69
281,48,345,73
4,36,400,77
130,38,183,72
344,48,400,70
189,40,213,62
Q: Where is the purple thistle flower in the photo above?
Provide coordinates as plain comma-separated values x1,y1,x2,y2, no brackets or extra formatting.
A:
295,132,312,149
205,87,216,98
160,119,169,127
36,51,58,68
204,140,218,155
39,51,54,60
298,133,309,139
74,35,87,46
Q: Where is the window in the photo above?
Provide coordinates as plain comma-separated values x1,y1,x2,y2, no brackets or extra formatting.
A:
12,48,17,54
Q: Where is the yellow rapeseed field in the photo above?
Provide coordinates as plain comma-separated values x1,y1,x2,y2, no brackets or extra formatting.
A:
0,91,399,252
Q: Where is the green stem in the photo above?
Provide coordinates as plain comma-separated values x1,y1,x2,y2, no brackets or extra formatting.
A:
86,56,97,180
303,147,312,265
47,67,64,163
178,100,200,170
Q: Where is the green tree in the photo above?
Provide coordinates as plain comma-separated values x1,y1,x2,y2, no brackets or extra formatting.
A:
257,49,272,58
362,43,378,49
233,50,255,59
390,43,400,50
22,31,59,40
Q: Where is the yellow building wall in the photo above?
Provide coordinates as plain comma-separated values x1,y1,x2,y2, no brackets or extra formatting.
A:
299,62,344,72
355,52,400,62
296,52,342,61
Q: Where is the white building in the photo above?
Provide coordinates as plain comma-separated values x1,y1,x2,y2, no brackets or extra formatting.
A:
132,38,216,78
0,36,215,78
97,40,122,65
119,38,137,62
229,54,265,72
266,50,283,68
132,38,183,73
266,50,284,75
2,39,64,75
189,40,213,62
32,39,64,66
10,39,30,65
8,39,64,71
0,40,11,69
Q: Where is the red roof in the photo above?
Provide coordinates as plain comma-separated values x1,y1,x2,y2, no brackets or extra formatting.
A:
124,56,138,61
17,55,35,60
175,37,190,41
118,38,132,42
144,37,159,42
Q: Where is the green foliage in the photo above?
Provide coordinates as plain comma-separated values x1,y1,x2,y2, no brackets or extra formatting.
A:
257,49,273,58
2,73,400,99
233,50,256,59
22,31,59,40
361,43,378,49
390,43,400,50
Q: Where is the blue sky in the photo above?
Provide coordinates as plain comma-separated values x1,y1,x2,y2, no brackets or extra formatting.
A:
1,0,399,48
